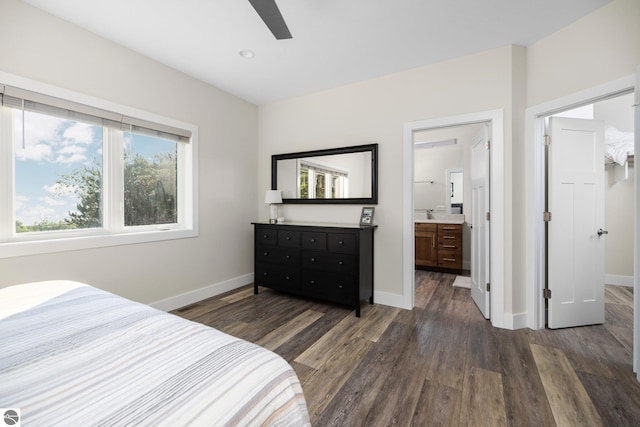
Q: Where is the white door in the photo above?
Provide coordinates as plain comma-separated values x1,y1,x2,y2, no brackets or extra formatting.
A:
471,125,490,318
548,117,605,329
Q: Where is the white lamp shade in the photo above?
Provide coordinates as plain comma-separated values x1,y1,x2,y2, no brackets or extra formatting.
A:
265,190,283,204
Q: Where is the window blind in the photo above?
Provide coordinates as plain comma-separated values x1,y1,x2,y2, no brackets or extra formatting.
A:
0,84,192,143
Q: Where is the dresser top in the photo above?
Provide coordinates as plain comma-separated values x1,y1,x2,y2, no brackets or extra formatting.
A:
252,221,377,230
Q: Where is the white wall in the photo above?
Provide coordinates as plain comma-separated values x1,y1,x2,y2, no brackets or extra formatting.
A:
598,93,635,281
0,0,259,307
414,144,464,211
258,46,518,307
525,0,640,328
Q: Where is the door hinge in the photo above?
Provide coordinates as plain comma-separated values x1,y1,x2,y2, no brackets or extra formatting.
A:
544,135,551,146
543,288,551,299
486,212,490,221
543,211,551,222
486,282,490,292
486,140,491,150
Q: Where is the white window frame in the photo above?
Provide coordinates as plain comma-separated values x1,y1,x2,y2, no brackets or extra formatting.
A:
0,72,199,259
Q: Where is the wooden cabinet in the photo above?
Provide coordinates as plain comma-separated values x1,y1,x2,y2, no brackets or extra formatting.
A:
415,222,463,271
415,223,437,267
253,222,376,317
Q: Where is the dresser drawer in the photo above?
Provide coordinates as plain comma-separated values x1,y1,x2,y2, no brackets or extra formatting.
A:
301,250,355,274
255,264,300,290
415,223,437,232
437,224,462,235
256,228,277,246
328,233,356,254
278,229,300,247
437,250,462,269
437,239,462,251
255,246,299,266
302,231,327,250
301,271,354,304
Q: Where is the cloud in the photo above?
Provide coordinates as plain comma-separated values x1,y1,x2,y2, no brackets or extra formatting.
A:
62,122,96,145
40,196,69,207
15,143,53,162
43,182,78,197
16,204,65,225
15,112,98,164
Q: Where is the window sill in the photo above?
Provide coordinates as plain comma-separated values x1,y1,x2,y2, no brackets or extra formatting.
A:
0,228,198,259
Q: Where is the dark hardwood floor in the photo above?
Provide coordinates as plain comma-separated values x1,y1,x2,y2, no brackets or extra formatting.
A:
172,271,640,426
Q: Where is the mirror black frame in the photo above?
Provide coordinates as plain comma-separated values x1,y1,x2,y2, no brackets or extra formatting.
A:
271,143,378,204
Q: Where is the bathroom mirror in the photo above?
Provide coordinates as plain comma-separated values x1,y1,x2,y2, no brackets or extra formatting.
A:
272,143,378,204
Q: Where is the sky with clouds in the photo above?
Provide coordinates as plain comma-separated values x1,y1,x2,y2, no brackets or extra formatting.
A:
13,109,176,228
14,110,102,226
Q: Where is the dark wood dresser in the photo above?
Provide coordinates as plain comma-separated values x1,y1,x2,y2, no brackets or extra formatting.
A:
252,222,376,317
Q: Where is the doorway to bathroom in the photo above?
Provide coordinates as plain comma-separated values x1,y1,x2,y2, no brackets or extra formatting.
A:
403,109,505,325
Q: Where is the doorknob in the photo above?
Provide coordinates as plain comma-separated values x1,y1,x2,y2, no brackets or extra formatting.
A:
597,229,609,236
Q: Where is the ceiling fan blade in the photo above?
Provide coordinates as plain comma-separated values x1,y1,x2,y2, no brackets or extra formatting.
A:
248,0,292,40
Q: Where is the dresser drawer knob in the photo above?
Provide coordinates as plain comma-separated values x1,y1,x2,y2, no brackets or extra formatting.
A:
285,276,290,280
338,240,344,245
338,284,343,289
310,280,316,285
263,272,268,276
311,238,316,243
263,234,269,239
286,236,291,240
338,260,344,265
310,257,316,262
285,255,291,259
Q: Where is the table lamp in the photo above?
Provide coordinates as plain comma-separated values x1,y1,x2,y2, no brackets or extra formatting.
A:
265,190,283,224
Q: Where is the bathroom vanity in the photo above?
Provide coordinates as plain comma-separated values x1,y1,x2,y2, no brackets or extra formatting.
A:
415,215,464,271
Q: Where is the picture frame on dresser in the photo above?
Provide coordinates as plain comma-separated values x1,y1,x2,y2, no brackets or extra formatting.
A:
359,207,375,225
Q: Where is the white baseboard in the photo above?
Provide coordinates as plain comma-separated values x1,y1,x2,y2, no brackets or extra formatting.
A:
502,312,528,330
605,274,634,287
150,273,254,312
374,290,411,310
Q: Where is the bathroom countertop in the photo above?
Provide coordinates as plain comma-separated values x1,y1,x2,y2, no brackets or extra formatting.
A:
414,219,465,225
414,212,465,225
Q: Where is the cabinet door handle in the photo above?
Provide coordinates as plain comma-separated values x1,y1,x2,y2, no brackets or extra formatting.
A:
442,245,455,249
443,258,456,262
442,227,456,230
443,236,456,240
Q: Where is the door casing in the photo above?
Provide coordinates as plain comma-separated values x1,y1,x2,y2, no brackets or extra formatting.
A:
403,109,506,328
525,75,636,331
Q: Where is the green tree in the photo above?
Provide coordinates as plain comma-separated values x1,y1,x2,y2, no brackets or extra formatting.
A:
56,152,177,228
57,158,103,228
124,152,177,226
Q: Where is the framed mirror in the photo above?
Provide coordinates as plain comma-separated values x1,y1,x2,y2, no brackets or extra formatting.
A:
272,143,378,204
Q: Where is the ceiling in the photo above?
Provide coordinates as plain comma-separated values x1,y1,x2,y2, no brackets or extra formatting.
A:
22,0,610,105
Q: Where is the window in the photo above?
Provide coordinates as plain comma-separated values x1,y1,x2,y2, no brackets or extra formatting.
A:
298,160,348,199
0,81,198,258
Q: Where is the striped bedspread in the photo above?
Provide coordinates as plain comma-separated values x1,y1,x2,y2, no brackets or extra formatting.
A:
0,281,310,426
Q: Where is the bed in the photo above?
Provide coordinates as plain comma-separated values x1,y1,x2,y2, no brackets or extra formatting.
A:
0,280,310,426
605,125,634,167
